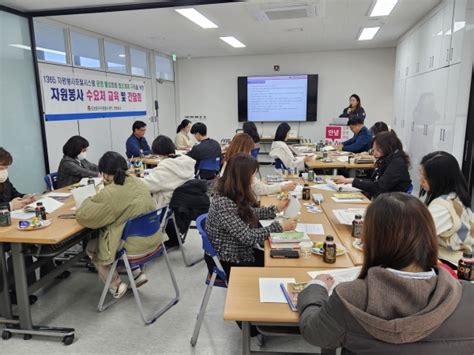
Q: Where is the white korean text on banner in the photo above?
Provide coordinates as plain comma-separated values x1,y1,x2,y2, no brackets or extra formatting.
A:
40,67,147,121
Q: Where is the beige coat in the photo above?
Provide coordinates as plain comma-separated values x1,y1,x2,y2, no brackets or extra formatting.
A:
175,131,193,149
76,175,165,265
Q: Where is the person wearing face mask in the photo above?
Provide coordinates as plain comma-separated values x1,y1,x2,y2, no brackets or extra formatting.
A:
336,132,411,199
143,135,196,209
338,117,372,153
76,151,165,299
57,136,99,188
0,147,37,211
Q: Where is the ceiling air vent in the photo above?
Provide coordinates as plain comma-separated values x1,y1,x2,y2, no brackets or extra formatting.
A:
256,3,317,22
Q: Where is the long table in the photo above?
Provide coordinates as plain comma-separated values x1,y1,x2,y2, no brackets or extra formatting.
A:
225,180,369,354
224,267,335,355
260,195,354,269
0,189,88,345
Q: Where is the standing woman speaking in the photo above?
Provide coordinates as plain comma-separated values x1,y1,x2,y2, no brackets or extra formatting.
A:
339,94,366,122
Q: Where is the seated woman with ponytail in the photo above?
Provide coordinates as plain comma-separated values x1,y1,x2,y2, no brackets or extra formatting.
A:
77,151,165,299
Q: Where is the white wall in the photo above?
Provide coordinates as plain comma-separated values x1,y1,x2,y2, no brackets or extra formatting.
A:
176,48,396,142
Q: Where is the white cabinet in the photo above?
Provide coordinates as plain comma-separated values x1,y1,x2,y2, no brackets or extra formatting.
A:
392,79,407,145
439,1,454,68
449,0,467,64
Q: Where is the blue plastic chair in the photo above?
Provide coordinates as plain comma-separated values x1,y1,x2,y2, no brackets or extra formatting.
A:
406,184,414,195
250,147,260,159
196,157,221,179
274,158,287,170
190,214,227,346
44,172,59,191
97,208,180,324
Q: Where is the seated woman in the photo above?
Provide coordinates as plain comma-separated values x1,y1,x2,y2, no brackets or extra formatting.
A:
339,94,366,121
0,147,36,210
242,121,260,149
222,133,296,196
420,151,473,264
205,153,297,280
269,122,310,172
298,192,474,353
57,136,99,188
340,117,372,153
76,152,164,299
175,119,193,150
337,132,411,199
143,135,195,209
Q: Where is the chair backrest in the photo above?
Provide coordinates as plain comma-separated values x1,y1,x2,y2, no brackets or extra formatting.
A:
196,214,227,282
44,172,59,191
274,158,286,170
406,184,414,195
250,147,260,159
198,157,221,172
121,208,166,241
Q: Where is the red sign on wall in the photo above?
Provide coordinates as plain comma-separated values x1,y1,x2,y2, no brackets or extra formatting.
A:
325,126,342,140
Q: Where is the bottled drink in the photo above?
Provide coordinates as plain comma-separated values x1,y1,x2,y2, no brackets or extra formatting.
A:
351,214,363,238
323,235,337,264
458,252,474,281
36,202,47,221
302,184,311,200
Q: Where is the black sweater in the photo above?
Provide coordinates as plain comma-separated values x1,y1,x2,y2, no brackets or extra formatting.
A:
352,150,411,199
0,179,24,210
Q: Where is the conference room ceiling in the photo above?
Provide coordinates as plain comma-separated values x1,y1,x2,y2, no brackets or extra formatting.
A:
4,0,441,58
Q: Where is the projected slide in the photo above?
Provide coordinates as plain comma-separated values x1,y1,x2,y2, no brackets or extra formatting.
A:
247,75,308,122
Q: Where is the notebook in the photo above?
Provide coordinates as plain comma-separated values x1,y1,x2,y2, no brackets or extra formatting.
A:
72,184,97,209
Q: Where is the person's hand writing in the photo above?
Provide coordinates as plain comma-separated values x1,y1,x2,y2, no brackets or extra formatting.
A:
315,274,335,290
280,218,298,231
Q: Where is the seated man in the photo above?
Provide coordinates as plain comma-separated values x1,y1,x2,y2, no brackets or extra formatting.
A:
125,120,152,158
187,122,222,180
341,117,372,153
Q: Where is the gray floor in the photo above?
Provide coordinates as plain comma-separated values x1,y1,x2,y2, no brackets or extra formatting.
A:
1,167,323,354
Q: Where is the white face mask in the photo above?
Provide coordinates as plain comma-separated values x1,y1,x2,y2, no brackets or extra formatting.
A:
77,152,87,160
0,169,8,183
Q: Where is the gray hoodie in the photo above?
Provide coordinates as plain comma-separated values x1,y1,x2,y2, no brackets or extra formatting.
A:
298,266,474,354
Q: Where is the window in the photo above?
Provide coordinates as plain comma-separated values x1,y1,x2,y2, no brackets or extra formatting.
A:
105,40,127,74
70,31,101,69
131,47,148,77
155,54,174,81
34,21,67,64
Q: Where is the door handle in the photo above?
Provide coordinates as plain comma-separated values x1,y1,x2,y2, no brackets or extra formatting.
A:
450,47,453,61
446,48,449,63
440,129,443,141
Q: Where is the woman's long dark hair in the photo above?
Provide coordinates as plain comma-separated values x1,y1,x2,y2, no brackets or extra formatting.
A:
274,122,291,142
176,119,191,134
243,122,260,143
420,151,470,207
348,94,361,111
373,131,409,168
216,153,259,226
98,152,128,185
359,192,438,279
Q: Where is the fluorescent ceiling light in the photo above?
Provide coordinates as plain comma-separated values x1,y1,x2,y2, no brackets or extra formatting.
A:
9,44,65,56
370,0,398,17
220,36,246,48
118,54,126,57
175,8,218,29
358,27,380,41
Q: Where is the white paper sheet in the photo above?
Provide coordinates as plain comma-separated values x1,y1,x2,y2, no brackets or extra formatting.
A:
259,220,275,228
72,184,97,209
259,278,296,303
24,196,64,214
336,156,349,162
326,180,361,192
332,208,367,225
296,223,324,235
307,267,362,295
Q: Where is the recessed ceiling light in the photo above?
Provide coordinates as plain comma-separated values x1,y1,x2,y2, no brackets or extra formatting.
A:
119,54,126,58
220,36,246,48
370,0,398,17
175,8,218,29
358,27,380,41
